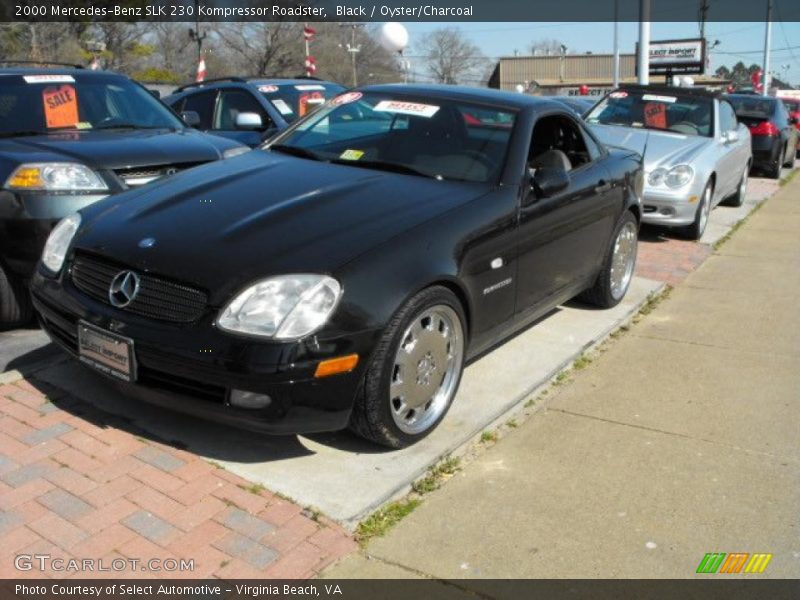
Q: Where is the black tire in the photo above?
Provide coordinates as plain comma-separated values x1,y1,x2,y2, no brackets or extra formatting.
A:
681,180,713,241
768,144,783,179
0,262,33,330
783,144,796,169
724,165,748,208
349,286,467,448
579,210,638,309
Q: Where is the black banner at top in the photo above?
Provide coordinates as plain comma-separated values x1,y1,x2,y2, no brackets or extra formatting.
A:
4,0,800,22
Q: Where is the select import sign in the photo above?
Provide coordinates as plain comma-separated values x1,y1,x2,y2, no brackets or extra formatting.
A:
636,38,706,76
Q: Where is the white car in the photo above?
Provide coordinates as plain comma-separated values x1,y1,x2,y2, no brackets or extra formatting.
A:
586,85,752,240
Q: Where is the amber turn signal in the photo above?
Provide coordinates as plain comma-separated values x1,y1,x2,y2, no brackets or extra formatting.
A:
314,354,359,378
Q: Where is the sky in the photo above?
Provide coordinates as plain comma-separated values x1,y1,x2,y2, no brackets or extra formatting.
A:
400,21,800,86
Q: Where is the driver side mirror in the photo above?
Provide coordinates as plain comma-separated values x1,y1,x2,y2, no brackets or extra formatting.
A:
723,130,739,144
235,112,264,130
528,166,570,201
180,110,201,127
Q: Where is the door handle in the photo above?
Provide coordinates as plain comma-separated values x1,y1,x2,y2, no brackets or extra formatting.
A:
594,180,612,193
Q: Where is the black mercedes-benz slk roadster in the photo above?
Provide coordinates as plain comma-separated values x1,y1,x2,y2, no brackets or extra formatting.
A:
31,84,643,448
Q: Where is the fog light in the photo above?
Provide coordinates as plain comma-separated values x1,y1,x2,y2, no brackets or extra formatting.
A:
229,390,272,409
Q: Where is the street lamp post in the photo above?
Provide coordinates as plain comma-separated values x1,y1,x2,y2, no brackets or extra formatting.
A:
637,0,650,85
340,24,364,87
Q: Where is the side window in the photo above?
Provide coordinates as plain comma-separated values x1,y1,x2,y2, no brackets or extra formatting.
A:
579,124,603,161
719,101,737,133
182,90,216,130
529,115,592,171
215,90,272,131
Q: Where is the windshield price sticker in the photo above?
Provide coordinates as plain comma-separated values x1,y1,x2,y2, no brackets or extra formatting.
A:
258,85,279,93
330,92,362,106
295,84,326,91
642,94,677,104
42,85,79,128
340,149,364,161
271,98,294,116
24,74,75,84
374,101,441,118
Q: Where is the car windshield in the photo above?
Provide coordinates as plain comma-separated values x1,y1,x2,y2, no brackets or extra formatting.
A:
586,89,713,137
0,74,184,135
268,92,517,183
727,96,776,119
258,82,346,123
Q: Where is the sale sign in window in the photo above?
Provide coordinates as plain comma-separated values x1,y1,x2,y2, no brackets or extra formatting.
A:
42,85,79,128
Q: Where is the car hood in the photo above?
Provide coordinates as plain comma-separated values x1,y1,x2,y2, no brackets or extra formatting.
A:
75,150,489,304
589,124,710,170
0,128,242,169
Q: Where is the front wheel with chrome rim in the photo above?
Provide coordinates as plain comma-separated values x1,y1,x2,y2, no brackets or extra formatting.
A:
579,210,639,308
349,286,467,448
681,180,713,241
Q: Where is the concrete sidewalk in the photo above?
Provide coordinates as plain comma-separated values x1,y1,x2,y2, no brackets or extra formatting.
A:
325,176,800,578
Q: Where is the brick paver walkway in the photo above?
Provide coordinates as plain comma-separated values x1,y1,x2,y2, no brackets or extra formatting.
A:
0,378,356,579
635,225,714,285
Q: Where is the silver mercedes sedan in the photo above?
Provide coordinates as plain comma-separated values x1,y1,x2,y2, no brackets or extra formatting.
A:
586,85,752,240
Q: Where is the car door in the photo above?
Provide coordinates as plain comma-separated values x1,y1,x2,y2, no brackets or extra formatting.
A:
717,99,746,197
515,113,618,317
213,89,275,147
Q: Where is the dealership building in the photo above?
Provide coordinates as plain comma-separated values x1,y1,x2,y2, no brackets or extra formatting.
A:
488,53,730,97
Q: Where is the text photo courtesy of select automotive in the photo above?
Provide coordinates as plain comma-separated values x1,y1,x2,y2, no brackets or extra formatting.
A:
0,4,799,589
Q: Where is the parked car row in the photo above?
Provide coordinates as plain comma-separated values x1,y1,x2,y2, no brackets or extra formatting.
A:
1,65,789,448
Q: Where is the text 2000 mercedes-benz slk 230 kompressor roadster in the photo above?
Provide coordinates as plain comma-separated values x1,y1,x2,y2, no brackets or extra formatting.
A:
31,84,643,448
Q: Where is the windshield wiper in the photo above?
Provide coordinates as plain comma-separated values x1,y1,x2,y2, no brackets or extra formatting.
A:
0,130,47,138
93,122,167,130
269,144,323,161
329,158,439,179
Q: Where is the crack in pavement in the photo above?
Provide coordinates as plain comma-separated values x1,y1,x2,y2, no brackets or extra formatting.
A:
627,332,799,358
547,408,800,465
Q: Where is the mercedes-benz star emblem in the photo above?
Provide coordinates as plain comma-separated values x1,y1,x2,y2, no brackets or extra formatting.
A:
138,237,156,249
108,271,141,308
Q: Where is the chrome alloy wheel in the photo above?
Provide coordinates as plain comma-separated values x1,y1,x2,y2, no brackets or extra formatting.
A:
389,305,464,435
610,220,638,300
739,168,748,199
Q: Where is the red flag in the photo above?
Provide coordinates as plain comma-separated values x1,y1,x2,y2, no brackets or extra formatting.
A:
303,26,316,41
196,56,207,82
304,56,316,76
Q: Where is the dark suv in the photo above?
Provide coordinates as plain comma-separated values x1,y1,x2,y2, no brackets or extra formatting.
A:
0,65,248,328
164,77,346,147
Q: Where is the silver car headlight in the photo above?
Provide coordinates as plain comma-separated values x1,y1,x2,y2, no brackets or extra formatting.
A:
217,274,342,339
665,165,694,188
41,213,81,274
647,168,667,187
223,146,250,159
5,163,108,191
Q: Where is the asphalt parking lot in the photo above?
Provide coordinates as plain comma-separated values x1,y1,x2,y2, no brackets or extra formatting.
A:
0,168,789,526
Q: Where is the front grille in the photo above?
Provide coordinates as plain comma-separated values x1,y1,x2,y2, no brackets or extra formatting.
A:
114,162,202,188
71,252,208,323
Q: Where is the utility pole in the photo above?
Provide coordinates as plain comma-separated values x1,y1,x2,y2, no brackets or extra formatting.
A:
699,0,709,42
613,0,620,87
762,0,772,96
188,0,206,64
637,0,650,85
339,24,364,87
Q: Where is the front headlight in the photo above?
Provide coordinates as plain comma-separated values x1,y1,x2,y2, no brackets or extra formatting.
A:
5,163,107,191
216,274,342,339
222,146,250,159
42,213,81,274
665,165,694,188
647,168,667,187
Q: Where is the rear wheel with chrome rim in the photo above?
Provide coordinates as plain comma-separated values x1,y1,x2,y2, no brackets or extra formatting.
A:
349,286,466,448
579,210,639,308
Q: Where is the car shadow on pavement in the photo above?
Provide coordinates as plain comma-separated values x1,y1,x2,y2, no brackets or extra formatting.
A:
638,224,680,243
19,353,394,465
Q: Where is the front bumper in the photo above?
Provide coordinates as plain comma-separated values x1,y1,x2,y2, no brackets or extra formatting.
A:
640,186,701,227
31,269,381,435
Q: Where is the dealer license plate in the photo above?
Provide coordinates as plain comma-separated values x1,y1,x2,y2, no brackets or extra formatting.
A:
77,321,136,383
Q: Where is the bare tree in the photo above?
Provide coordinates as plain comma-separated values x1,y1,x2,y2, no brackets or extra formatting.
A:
214,22,303,77
417,27,487,85
309,24,403,86
529,38,567,56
